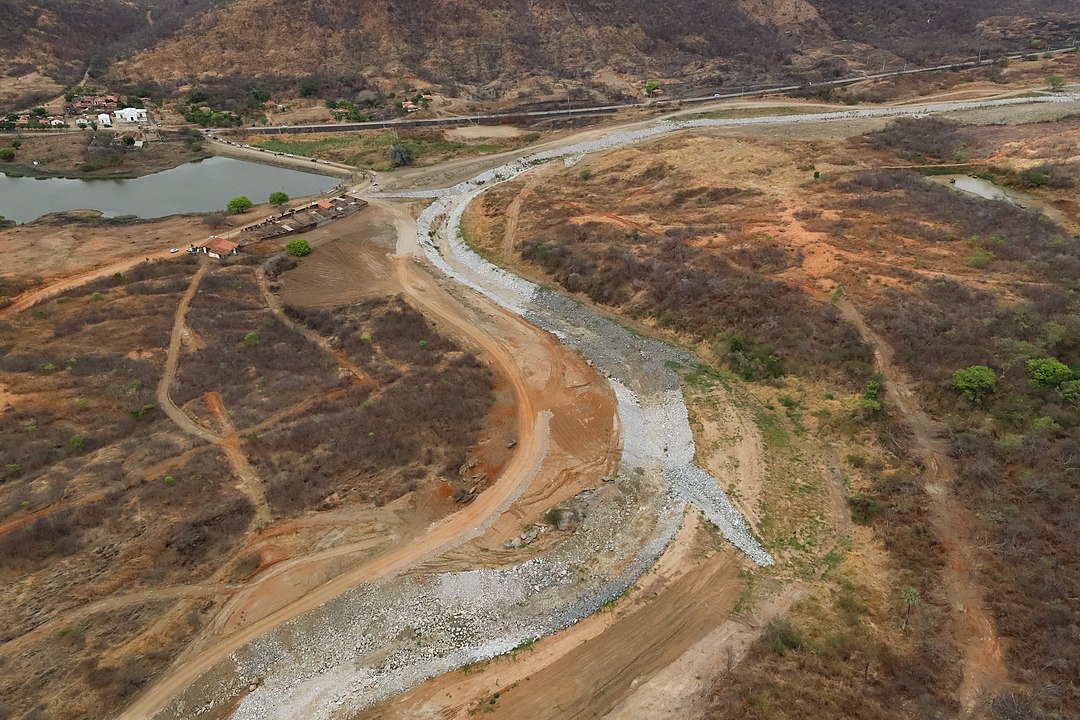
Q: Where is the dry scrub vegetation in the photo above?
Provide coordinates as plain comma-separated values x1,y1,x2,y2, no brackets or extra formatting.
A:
0,260,250,718
257,297,494,515
0,253,495,719
465,113,1080,718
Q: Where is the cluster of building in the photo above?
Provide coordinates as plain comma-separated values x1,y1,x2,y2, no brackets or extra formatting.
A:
241,196,368,242
68,94,118,113
10,114,69,127
181,196,366,262
95,107,149,128
401,94,433,113
8,106,148,130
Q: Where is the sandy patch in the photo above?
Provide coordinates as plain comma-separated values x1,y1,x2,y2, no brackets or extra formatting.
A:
446,125,523,140
278,206,398,307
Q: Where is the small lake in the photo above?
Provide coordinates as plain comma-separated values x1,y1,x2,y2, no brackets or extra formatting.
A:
930,174,1067,226
0,157,340,225
930,174,1013,202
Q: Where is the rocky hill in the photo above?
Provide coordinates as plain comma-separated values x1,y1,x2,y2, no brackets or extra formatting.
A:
2,0,1077,109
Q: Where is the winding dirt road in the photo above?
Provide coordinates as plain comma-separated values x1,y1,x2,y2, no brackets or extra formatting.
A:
113,202,576,720
156,263,218,444
0,247,181,321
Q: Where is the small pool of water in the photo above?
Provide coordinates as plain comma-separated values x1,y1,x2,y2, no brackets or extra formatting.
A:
930,174,1069,228
0,156,340,225
931,174,1012,201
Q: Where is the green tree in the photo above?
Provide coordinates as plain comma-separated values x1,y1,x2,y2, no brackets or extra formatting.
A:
227,196,253,214
1046,74,1066,92
122,135,135,146
952,365,997,402
69,435,85,451
285,238,312,257
0,148,14,162
30,107,46,117
388,143,414,167
1057,379,1080,405
900,586,920,629
268,191,289,207
244,331,260,346
1027,357,1072,387
645,80,662,96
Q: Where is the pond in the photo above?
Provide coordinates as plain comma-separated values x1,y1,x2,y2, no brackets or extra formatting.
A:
929,174,1013,202
929,173,1067,226
0,156,340,225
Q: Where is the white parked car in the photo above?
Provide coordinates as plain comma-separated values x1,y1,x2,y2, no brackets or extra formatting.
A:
169,247,179,253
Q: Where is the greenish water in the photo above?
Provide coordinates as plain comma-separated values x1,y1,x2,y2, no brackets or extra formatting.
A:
0,156,339,225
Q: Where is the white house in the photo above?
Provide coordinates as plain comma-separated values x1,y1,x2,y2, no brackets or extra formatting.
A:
97,113,112,127
114,107,148,123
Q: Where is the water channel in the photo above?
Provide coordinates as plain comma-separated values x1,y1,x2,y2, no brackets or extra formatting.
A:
0,156,340,225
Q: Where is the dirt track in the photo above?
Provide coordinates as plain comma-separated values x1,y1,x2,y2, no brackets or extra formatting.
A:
836,300,1007,712
114,197,621,720
156,262,219,444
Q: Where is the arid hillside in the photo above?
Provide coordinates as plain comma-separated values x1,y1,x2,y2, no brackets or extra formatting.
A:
3,0,1078,110
462,107,1080,719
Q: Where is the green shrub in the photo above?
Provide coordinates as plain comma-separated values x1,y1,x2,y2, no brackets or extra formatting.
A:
1027,357,1071,387
953,365,997,401
388,143,414,167
994,434,1024,455
579,168,593,180
0,147,14,162
847,494,883,524
244,331,260,346
1057,379,1080,405
285,239,311,257
129,403,156,419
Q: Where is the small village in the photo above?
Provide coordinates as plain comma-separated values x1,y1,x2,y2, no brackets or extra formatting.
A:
1,93,156,146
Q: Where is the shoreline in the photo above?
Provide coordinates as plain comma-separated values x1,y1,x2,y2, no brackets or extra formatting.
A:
0,151,213,181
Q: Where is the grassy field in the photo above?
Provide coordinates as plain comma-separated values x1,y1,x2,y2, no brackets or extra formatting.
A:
252,130,528,171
